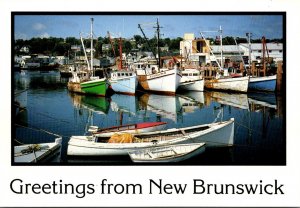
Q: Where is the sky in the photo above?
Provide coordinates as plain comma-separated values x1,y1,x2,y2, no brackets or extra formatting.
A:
14,14,283,40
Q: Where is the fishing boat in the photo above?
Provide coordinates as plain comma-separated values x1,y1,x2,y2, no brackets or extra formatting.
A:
204,76,249,93
200,30,249,93
178,68,204,91
136,64,181,95
88,121,167,137
109,70,137,95
14,137,62,163
67,118,234,156
249,75,277,92
67,18,109,97
135,19,181,95
128,143,206,163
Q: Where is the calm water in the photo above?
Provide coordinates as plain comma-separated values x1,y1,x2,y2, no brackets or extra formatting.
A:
13,71,285,165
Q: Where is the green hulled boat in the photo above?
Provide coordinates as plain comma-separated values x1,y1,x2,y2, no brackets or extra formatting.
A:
80,78,108,97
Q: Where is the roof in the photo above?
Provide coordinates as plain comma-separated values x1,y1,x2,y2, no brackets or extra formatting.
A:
211,45,242,53
239,43,283,50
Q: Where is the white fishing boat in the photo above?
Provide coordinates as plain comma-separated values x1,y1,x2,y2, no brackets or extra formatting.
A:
14,137,62,163
178,68,204,91
136,66,181,95
135,19,181,95
204,76,249,93
109,70,137,95
128,143,206,163
67,118,234,156
89,121,167,137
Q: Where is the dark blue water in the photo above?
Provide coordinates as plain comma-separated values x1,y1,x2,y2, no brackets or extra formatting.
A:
14,71,285,165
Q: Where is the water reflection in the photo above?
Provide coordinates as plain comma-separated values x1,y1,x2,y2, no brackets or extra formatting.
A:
138,93,183,122
206,91,249,110
13,70,285,165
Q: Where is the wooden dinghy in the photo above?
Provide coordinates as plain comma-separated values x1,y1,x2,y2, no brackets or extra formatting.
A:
88,121,167,137
128,143,205,163
67,118,234,156
14,137,62,163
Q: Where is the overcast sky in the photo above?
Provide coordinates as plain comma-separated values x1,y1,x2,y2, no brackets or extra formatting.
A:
14,14,283,40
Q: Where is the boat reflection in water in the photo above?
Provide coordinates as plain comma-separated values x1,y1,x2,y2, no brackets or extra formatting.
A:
177,92,205,115
69,93,110,115
248,92,277,110
138,93,183,122
205,91,249,110
110,94,138,116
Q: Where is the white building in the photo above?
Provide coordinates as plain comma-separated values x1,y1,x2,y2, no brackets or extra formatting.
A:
180,33,283,66
239,43,283,63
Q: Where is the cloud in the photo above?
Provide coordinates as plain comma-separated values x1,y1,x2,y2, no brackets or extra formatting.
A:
15,32,28,40
33,23,46,31
40,32,50,38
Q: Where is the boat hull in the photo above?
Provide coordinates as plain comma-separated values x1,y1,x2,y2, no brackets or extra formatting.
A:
91,122,167,137
205,76,249,93
178,79,204,91
67,118,234,156
137,68,181,95
79,78,108,96
110,75,137,95
128,143,206,163
14,138,62,163
249,75,277,92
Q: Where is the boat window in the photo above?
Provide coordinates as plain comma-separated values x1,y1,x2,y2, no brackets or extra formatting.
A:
129,73,132,76
193,73,198,76
121,73,125,76
189,73,193,76
125,73,128,76
138,64,140,68
117,73,120,76
183,73,188,76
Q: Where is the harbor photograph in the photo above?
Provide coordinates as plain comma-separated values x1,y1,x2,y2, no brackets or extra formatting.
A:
12,13,285,165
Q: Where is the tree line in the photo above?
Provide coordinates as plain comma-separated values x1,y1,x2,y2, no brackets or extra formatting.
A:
14,35,283,58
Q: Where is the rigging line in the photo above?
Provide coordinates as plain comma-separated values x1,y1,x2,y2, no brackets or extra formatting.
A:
35,112,71,124
15,123,61,138
234,121,265,137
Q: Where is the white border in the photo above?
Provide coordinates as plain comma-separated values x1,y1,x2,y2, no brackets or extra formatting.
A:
1,0,300,207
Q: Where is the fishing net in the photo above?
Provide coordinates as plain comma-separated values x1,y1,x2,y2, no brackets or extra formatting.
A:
108,133,136,143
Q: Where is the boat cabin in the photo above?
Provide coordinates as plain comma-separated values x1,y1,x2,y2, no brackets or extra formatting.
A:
110,71,136,80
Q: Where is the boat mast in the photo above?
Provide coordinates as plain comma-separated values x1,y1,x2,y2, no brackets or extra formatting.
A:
200,32,222,70
80,34,91,72
138,23,157,64
119,37,123,70
219,26,223,69
154,18,162,68
90,17,94,77
246,32,252,73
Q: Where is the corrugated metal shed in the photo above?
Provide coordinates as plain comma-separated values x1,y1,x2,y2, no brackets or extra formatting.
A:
239,43,283,50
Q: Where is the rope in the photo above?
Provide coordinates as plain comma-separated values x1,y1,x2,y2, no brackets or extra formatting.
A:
15,123,62,138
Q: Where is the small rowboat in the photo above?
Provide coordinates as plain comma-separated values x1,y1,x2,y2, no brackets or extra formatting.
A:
88,121,167,137
128,143,205,163
14,137,62,163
